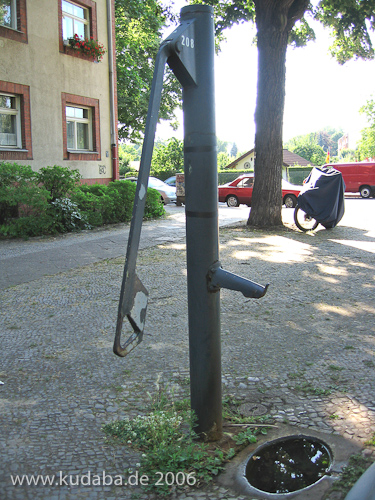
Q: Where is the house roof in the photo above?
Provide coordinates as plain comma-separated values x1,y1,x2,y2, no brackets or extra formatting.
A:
224,148,313,169
282,149,312,167
224,149,255,170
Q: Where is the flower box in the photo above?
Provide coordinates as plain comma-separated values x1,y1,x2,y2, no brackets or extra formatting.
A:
67,34,106,62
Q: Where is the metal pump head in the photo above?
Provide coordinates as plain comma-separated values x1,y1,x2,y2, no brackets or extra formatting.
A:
208,262,269,298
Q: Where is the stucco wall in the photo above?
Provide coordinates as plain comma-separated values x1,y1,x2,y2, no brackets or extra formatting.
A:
234,151,255,170
0,0,114,183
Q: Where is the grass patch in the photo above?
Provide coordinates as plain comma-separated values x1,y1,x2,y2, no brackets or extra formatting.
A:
103,386,272,497
365,432,375,447
291,380,332,396
363,360,375,368
328,364,344,371
103,403,229,496
327,454,373,497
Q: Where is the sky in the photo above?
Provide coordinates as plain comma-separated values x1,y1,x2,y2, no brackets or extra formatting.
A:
155,2,375,153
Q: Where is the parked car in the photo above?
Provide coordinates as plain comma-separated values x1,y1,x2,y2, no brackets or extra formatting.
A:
164,176,176,187
325,162,375,198
148,176,176,204
121,176,176,204
218,174,301,208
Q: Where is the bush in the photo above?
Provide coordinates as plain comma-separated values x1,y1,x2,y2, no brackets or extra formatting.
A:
144,186,165,219
37,165,81,201
72,180,164,226
0,162,165,238
0,215,53,238
70,187,105,227
0,162,50,234
49,198,91,233
218,169,253,185
106,180,136,222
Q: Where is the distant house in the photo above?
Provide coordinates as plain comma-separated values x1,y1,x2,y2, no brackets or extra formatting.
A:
224,148,313,179
0,0,119,184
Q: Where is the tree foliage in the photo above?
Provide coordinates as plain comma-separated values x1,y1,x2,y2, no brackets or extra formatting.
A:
115,0,181,141
118,143,142,176
217,138,230,154
315,0,375,64
287,138,327,166
191,0,375,226
150,137,184,179
230,142,238,157
217,151,232,169
286,127,344,162
360,97,375,127
357,97,375,159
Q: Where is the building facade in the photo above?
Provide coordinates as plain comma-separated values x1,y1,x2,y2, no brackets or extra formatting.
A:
0,0,119,184
224,148,314,180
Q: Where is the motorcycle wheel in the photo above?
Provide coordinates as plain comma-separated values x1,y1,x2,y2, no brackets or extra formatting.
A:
294,206,319,232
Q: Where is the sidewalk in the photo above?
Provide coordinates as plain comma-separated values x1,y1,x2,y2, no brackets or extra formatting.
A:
0,204,248,290
1,200,375,500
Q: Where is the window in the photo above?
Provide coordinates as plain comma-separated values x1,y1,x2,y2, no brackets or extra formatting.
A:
0,81,32,161
62,0,89,41
66,106,92,151
238,177,254,188
0,0,16,29
0,94,21,148
61,93,100,161
59,0,97,59
0,0,27,42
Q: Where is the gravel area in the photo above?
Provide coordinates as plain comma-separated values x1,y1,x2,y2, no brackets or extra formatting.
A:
1,200,375,499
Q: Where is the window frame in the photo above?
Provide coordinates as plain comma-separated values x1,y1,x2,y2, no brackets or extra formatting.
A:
0,0,17,30
66,105,93,152
0,0,28,43
58,0,97,61
62,0,89,42
0,93,22,148
0,81,32,161
61,93,100,161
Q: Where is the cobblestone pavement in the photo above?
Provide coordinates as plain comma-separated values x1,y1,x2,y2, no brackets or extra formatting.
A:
1,200,375,500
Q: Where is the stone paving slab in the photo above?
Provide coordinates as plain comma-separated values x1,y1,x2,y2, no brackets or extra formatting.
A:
0,204,250,290
1,200,375,500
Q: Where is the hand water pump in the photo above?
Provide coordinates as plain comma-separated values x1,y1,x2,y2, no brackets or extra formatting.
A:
113,5,268,440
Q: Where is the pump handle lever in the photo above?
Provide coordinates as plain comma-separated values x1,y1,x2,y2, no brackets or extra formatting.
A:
113,45,169,357
114,18,198,357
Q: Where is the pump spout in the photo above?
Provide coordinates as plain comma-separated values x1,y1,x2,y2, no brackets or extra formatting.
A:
208,264,269,299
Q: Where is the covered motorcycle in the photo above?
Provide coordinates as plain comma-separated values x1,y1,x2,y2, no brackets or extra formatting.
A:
295,166,345,230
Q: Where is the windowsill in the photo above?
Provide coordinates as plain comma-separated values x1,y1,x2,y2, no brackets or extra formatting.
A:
65,149,100,161
0,24,27,43
0,25,19,32
67,150,98,154
61,44,98,62
0,148,28,152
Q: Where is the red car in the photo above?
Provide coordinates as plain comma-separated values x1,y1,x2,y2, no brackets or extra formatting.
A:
218,174,301,208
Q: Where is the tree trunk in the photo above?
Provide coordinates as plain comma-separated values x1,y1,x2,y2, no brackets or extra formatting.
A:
248,0,308,227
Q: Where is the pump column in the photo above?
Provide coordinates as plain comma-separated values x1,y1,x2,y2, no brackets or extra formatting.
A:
180,5,222,441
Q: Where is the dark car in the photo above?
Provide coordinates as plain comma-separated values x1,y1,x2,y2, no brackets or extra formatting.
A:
218,174,301,208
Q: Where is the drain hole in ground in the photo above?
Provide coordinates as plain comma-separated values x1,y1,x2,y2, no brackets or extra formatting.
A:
245,435,332,494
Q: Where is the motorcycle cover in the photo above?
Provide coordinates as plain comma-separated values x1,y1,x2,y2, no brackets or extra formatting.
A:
297,166,345,229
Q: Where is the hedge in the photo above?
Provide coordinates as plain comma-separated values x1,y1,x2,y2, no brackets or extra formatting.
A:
0,162,165,238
